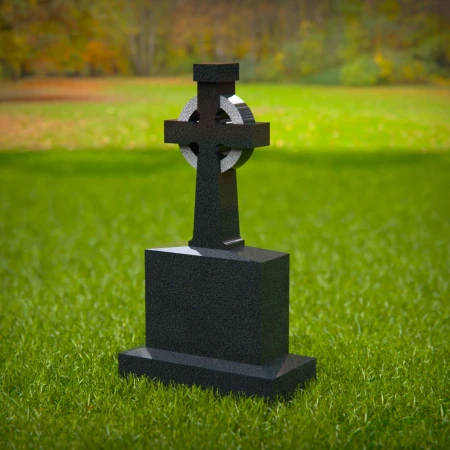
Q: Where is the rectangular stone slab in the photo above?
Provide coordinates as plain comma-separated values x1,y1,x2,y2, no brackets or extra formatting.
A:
119,347,316,398
145,246,289,365
193,63,239,82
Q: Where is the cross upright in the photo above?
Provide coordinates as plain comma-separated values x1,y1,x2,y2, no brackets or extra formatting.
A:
164,63,270,250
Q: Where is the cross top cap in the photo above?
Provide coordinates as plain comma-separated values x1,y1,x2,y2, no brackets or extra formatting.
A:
193,63,239,82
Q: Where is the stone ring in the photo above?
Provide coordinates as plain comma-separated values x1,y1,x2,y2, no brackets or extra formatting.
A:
178,94,255,173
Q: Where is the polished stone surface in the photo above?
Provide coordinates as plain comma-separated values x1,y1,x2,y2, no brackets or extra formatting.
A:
145,246,289,365
119,347,316,398
119,63,316,397
164,63,269,250
193,63,239,82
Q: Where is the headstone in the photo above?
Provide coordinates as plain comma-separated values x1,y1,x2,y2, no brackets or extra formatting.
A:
118,63,316,397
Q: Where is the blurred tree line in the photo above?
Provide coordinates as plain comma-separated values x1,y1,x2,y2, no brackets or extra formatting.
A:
1,0,449,85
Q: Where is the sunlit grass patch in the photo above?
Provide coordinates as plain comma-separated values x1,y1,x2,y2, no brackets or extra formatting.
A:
0,79,449,152
1,150,449,448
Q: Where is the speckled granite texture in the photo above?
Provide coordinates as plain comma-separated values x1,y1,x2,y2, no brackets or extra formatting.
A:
119,347,316,398
164,63,269,250
118,245,317,397
145,246,289,365
193,63,239,82
118,63,316,397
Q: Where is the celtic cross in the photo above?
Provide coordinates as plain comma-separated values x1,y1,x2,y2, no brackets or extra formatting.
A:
164,63,270,250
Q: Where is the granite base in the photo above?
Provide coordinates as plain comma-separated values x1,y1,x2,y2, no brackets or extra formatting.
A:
119,346,316,398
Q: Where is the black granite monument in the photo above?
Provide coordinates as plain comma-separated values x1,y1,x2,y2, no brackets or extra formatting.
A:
118,63,316,397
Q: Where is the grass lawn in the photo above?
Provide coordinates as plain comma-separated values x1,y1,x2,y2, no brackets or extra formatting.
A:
0,78,449,152
1,79,450,448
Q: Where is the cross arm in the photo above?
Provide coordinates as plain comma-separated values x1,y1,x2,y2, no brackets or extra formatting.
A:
164,120,270,149
164,120,196,145
216,122,270,149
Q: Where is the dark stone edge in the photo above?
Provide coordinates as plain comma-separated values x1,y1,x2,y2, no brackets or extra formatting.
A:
118,347,316,398
193,63,239,82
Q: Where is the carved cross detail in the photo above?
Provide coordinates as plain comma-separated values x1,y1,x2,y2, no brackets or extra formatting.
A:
164,63,270,250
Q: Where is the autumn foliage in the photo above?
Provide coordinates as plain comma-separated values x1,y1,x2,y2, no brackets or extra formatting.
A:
0,0,449,85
